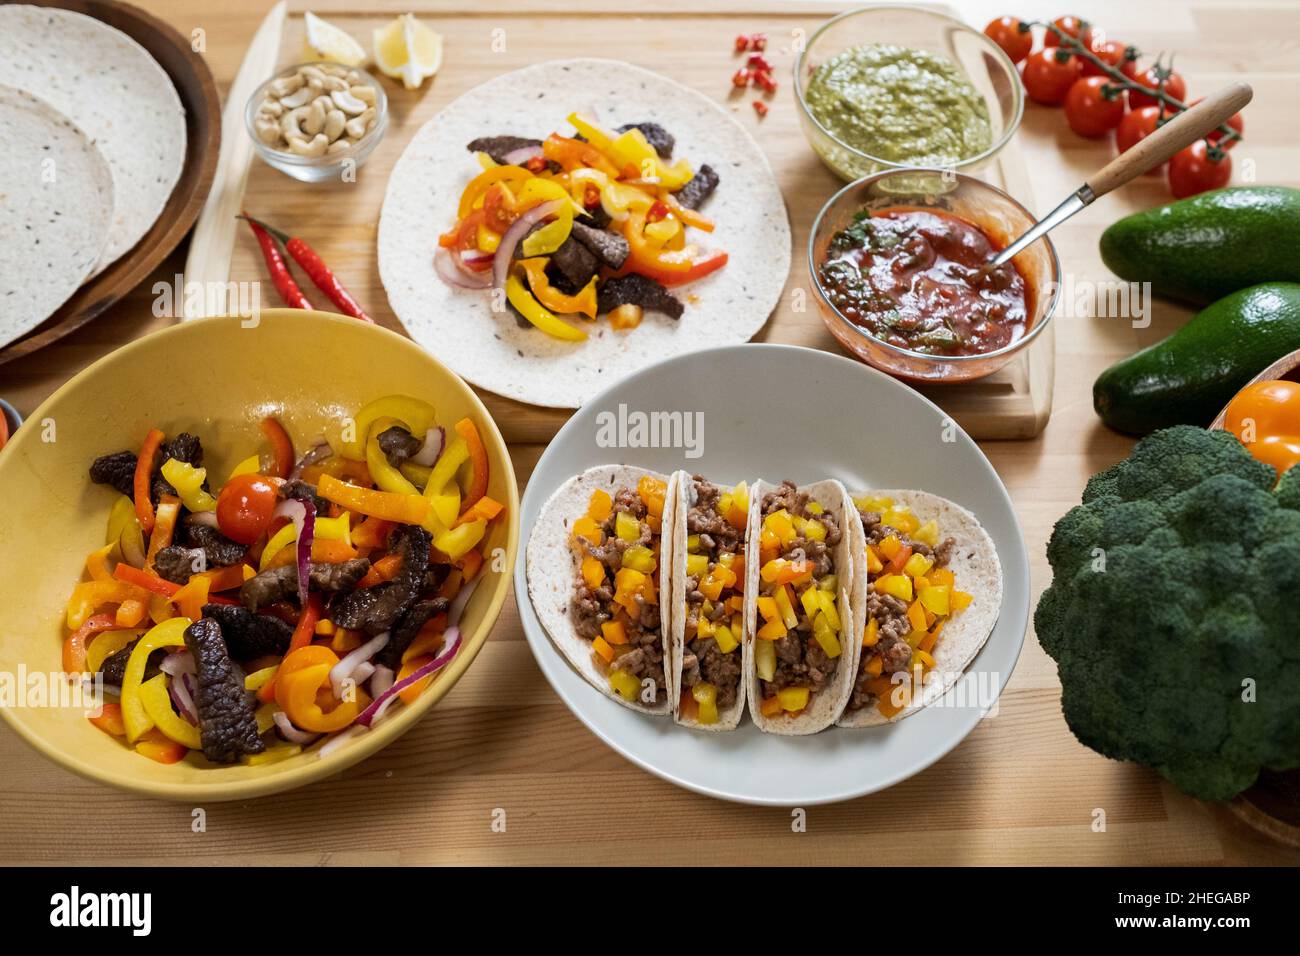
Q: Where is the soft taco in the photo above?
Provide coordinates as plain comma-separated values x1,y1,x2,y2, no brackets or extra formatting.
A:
746,479,862,735
669,473,752,730
838,490,1002,727
526,466,678,714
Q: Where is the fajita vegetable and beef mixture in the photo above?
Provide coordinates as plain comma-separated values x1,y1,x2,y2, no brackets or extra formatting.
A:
66,395,506,766
569,476,669,705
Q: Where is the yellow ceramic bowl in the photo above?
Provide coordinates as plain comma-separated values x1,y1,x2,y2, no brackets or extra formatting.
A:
0,311,519,801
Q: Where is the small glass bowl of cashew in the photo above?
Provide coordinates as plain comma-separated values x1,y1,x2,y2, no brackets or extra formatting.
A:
245,62,389,183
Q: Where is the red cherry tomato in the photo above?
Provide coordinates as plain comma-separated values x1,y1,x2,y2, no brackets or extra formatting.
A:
983,16,1032,63
217,473,279,545
1043,15,1094,48
1115,105,1174,174
1082,38,1127,77
1187,97,1244,149
1128,67,1186,109
1021,47,1084,106
1064,76,1126,136
1167,140,1231,198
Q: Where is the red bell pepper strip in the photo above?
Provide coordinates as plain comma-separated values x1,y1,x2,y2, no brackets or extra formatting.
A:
64,614,119,673
242,215,373,322
133,427,165,534
243,214,314,310
260,416,295,480
454,418,489,512
258,594,323,703
113,563,181,597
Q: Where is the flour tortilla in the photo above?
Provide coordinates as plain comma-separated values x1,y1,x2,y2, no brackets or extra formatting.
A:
837,490,1003,728
378,58,791,408
745,479,859,736
526,466,678,715
668,472,749,731
0,85,113,347
0,5,186,276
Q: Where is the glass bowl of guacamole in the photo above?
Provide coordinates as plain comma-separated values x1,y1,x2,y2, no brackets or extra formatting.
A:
795,6,1024,181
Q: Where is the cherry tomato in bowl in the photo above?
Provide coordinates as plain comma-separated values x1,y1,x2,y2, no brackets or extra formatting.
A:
1022,48,1083,106
216,472,279,544
983,16,1032,63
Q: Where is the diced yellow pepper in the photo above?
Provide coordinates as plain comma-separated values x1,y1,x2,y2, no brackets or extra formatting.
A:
621,545,657,573
609,668,641,702
778,686,810,712
863,617,880,647
817,590,841,632
692,681,719,724
773,584,799,629
904,552,935,579
812,613,842,658
875,574,913,602
865,546,884,575
877,534,902,561
756,616,787,640
756,595,780,621
764,509,796,547
854,495,893,513
920,585,951,616
581,555,606,590
685,553,709,578
686,534,701,553
713,622,739,653
803,519,827,542
587,489,613,522
952,590,974,611
806,500,824,515
914,520,940,547
882,508,920,534
800,586,820,619
615,511,641,542
930,567,956,588
755,638,776,681
695,617,714,639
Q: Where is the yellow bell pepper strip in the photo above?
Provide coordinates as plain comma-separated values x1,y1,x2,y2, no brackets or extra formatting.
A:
456,164,533,219
566,112,615,151
244,666,278,693
542,133,621,178
228,454,261,480
514,176,584,216
138,674,201,749
658,189,716,232
317,473,429,524
417,436,470,532
477,221,501,254
453,418,490,513
133,427,166,534
517,257,598,318
85,542,118,582
505,273,587,341
365,416,420,495
121,617,191,742
244,743,301,766
276,662,368,733
433,519,486,562
86,627,137,674
159,458,218,512
339,395,438,462
144,495,182,569
134,728,188,764
622,208,729,287
520,212,574,258
170,575,210,622
106,494,146,567
66,579,152,630
113,562,181,598
63,614,119,672
88,702,126,737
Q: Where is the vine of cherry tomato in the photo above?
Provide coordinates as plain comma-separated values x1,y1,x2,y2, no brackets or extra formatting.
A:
988,13,1242,198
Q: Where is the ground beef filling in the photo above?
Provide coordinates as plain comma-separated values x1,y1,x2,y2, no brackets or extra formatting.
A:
848,508,956,712
679,477,743,709
759,480,843,697
570,487,666,701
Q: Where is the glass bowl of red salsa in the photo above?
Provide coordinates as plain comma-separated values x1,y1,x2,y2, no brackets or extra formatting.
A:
809,169,1059,383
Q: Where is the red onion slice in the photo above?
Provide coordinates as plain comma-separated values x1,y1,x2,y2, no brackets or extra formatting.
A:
410,426,445,468
273,498,316,602
273,711,321,746
160,649,195,678
434,247,491,290
289,442,333,482
448,578,480,628
369,664,395,697
355,627,462,728
329,631,389,699
501,145,543,166
318,724,368,758
168,673,198,726
493,199,563,293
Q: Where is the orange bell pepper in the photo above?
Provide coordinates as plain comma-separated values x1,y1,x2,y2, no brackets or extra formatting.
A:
260,417,294,479
454,418,490,512
115,598,147,628
63,614,120,672
358,552,404,588
455,494,504,528
277,662,367,733
622,208,728,287
88,702,126,737
134,728,188,764
351,515,395,550
133,427,165,534
170,575,210,622
317,473,429,525
517,257,598,318
457,547,484,582
196,563,254,593
144,496,181,568
113,562,180,597
542,133,621,177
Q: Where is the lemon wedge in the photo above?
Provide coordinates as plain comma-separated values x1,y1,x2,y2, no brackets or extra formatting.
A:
373,13,442,90
302,11,367,66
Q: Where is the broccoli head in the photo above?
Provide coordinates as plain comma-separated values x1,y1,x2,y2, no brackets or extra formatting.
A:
1036,425,1300,800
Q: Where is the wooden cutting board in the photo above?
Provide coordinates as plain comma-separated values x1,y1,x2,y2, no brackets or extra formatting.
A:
225,0,1052,441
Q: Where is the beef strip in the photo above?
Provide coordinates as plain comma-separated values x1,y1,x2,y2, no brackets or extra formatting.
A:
200,603,294,660
153,546,206,584
466,135,541,164
279,477,330,516
97,640,163,687
578,205,612,230
89,450,138,498
330,525,432,634
547,235,601,291
376,597,450,670
240,558,372,612
184,618,265,763
185,521,247,564
377,425,423,468
675,163,719,210
597,274,684,320
616,121,675,159
569,220,629,270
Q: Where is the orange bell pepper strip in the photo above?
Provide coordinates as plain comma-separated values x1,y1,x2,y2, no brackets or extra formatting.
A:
658,190,715,232
196,563,253,593
135,728,189,764
456,547,484,582
114,562,180,597
455,164,533,220
133,428,165,533
759,695,783,718
351,515,395,551
260,417,295,479
517,257,598,318
358,552,404,588
276,662,367,733
88,702,126,737
455,494,504,527
85,543,118,582
144,495,181,568
622,208,728,287
402,615,448,665
257,597,324,703
541,133,621,177
453,418,489,512
63,614,119,672
115,598,147,627
170,575,210,622
317,473,429,524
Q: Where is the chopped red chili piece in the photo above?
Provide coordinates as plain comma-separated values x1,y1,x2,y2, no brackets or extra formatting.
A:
747,53,773,71
731,68,750,88
751,33,767,51
754,70,777,93
734,34,750,53
752,100,769,117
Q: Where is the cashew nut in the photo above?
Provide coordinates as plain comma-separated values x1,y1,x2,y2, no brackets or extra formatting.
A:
324,108,346,142
321,74,348,92
281,105,310,140
287,132,329,157
268,73,303,98
259,97,283,118
299,65,326,83
279,84,314,109
322,63,348,78
327,138,353,155
350,84,376,105
331,88,368,116
346,70,363,85
303,99,326,136
344,107,375,140
255,117,281,144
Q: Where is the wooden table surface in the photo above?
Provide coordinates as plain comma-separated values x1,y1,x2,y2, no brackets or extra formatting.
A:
2,0,1297,866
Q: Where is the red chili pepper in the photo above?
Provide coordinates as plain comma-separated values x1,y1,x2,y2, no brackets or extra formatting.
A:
754,70,778,94
751,33,767,51
242,215,313,310
734,34,750,53
731,68,750,88
646,200,671,223
747,53,773,71
241,214,373,322
752,100,769,118
524,154,549,173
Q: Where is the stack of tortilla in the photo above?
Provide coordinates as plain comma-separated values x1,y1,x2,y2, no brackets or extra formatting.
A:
0,4,186,349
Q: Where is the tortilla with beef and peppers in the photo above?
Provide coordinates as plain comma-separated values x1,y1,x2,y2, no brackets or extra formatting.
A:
526,466,678,714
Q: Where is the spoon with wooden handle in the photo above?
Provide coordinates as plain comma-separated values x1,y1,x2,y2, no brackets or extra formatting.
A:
986,81,1253,270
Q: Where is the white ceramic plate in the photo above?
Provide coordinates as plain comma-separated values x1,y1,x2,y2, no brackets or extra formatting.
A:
515,344,1030,805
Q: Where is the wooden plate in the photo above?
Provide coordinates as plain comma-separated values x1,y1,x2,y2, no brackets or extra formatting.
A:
0,0,220,366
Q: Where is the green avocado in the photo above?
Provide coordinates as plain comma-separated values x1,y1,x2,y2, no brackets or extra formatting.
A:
1094,282,1300,435
1099,186,1300,305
